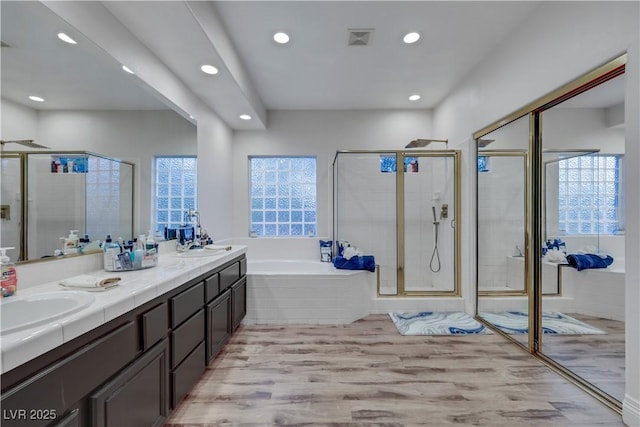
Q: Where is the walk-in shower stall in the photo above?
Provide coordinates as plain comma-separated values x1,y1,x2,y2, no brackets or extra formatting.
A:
333,150,460,296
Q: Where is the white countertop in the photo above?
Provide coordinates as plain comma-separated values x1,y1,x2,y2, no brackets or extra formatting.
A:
0,246,247,375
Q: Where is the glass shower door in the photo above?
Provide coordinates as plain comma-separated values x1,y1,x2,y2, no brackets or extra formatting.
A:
402,153,457,294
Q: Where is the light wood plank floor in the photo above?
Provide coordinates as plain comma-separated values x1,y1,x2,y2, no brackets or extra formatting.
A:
165,315,623,426
543,314,625,402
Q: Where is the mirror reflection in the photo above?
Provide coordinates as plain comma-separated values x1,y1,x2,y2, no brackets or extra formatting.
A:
476,67,626,404
540,73,626,402
1,1,191,263
476,115,529,347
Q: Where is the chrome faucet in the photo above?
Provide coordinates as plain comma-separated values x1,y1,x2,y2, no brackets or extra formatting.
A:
176,240,200,252
184,209,201,232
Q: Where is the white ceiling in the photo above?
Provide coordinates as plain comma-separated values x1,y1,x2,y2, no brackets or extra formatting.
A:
5,1,622,132
0,1,169,111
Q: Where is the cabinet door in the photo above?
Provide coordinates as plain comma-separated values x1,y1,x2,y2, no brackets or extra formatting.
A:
231,277,247,331
91,339,169,427
207,289,231,363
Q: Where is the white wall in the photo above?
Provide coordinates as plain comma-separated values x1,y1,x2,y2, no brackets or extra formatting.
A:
232,109,433,238
0,99,38,141
196,111,234,241
432,2,639,423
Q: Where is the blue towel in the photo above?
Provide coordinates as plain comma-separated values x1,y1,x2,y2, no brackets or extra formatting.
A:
332,255,376,272
566,253,613,271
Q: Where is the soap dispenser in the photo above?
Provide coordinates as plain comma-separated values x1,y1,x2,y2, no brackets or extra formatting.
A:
64,230,80,254
0,247,17,298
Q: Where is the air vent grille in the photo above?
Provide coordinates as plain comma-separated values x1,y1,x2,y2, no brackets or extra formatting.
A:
348,29,374,46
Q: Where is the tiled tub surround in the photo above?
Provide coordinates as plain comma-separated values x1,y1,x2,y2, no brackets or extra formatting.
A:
1,245,247,374
479,257,625,321
561,258,625,322
234,237,465,324
245,259,371,324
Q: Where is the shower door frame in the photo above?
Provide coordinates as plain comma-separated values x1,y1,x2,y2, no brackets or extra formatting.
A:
332,149,461,297
476,150,529,297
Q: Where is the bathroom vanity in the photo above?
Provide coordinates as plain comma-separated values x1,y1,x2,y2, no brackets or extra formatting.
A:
0,247,247,427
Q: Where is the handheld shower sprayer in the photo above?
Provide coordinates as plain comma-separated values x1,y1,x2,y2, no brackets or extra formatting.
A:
430,205,441,272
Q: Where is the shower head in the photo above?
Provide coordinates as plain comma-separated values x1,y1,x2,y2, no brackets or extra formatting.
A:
405,138,448,148
477,139,495,148
0,139,50,149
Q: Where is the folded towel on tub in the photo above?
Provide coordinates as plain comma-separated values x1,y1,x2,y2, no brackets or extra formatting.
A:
332,255,376,272
566,253,613,271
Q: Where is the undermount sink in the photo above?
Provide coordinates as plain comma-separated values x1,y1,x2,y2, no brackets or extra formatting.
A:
172,247,230,258
0,291,96,335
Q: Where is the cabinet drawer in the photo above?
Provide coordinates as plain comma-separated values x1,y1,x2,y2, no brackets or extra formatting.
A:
171,341,206,408
171,309,205,369
219,262,240,292
240,257,247,277
206,289,231,363
204,273,220,303
91,339,169,427
170,282,204,327
142,302,168,351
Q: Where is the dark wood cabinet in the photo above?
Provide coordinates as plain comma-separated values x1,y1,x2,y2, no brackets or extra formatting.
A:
171,341,206,407
52,409,79,427
231,277,247,331
0,254,246,427
91,339,169,427
206,289,231,363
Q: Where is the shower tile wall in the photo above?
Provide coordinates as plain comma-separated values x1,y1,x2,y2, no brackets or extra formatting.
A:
28,156,85,258
477,156,525,291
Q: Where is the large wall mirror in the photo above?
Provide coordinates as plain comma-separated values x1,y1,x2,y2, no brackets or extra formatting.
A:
1,1,190,263
538,71,626,403
475,55,626,410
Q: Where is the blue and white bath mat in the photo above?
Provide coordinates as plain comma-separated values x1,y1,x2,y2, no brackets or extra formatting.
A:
479,311,606,335
389,311,492,335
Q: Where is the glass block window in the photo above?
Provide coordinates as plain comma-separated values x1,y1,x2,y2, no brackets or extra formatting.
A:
478,156,490,172
154,156,197,232
86,157,120,237
380,155,419,173
249,156,316,237
558,154,621,235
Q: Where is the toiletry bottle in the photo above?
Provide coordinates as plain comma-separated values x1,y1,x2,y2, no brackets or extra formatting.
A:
145,231,157,255
0,247,17,298
103,235,121,271
133,235,145,269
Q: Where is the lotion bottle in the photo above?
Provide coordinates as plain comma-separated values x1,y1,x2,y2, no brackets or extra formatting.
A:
0,247,17,298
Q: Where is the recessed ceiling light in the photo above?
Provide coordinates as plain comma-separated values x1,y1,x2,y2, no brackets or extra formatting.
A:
28,96,45,102
273,32,290,44
408,94,421,101
200,64,219,75
122,65,135,74
239,114,252,120
57,32,77,45
403,32,421,44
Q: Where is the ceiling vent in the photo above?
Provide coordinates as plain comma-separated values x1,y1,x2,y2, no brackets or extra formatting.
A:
348,29,374,46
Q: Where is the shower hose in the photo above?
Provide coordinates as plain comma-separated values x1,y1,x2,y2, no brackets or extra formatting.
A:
430,220,441,273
